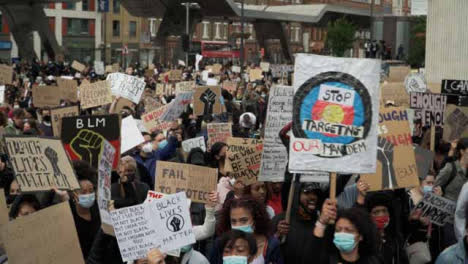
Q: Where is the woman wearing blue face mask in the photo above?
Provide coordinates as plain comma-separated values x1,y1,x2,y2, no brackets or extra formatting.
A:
304,200,382,264
210,197,284,264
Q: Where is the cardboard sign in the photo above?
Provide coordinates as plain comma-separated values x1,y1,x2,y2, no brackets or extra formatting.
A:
71,60,86,72
181,136,206,153
106,73,146,104
222,81,238,92
51,105,79,137
160,91,193,122
121,116,145,154
156,83,165,95
5,137,80,192
249,68,263,82
410,92,447,126
381,82,410,107
225,137,263,186
94,61,105,75
388,66,411,82
105,65,113,73
207,123,232,150
443,105,468,141
414,146,435,180
175,81,195,94
360,107,419,191
259,85,293,182
79,80,113,109
260,62,270,72
0,189,9,246
270,64,294,78
98,140,116,234
112,97,134,114
442,79,468,96
414,192,456,226
405,73,427,93
232,66,241,73
141,105,173,132
57,77,78,102
61,115,121,169
2,202,84,264
33,85,61,107
193,86,224,116
155,161,217,203
290,54,380,174
169,70,182,81
0,64,13,85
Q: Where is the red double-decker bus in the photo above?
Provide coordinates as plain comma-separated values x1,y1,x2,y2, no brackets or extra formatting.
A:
192,41,240,59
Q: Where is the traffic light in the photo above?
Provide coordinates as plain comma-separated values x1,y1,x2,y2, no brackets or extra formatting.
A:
182,34,190,52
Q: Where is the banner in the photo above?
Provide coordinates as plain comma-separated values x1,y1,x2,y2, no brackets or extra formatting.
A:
225,138,263,186
380,82,410,107
79,80,113,109
410,92,447,126
442,79,468,96
141,105,173,132
193,86,224,116
207,123,232,150
360,107,419,191
61,115,121,169
175,81,195,94
181,136,206,153
443,105,468,141
106,73,146,104
33,85,61,107
2,202,84,264
5,137,80,192
159,91,193,122
94,61,105,75
155,161,217,203
71,60,86,72
414,192,456,226
51,105,79,137
259,85,293,182
57,77,78,102
0,64,13,85
289,54,380,174
97,140,116,234
120,116,145,154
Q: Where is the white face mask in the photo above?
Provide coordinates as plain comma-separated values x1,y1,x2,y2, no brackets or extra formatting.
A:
142,142,153,153
229,177,236,186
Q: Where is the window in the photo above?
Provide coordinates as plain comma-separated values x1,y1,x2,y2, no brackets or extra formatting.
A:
82,0,94,11
129,21,137,37
113,20,120,37
113,0,121,13
63,2,76,10
67,19,89,35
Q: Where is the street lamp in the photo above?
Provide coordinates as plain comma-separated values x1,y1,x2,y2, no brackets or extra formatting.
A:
181,2,200,67
240,0,245,75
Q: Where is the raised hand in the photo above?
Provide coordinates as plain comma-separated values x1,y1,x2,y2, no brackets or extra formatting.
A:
70,129,104,168
377,137,397,189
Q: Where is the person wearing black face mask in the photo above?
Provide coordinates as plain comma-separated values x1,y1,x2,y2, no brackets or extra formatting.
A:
39,109,53,137
111,156,149,209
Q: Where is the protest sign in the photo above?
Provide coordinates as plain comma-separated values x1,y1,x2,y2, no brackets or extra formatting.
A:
159,91,193,122
33,85,61,107
193,86,224,116
121,116,145,154
0,64,12,84
410,92,447,126
207,123,232,150
443,105,468,141
414,192,456,226
105,65,113,73
225,137,263,186
289,54,380,174
414,145,435,180
232,66,241,73
106,73,146,104
0,189,8,246
61,114,121,169
259,85,294,182
98,140,115,234
112,97,134,114
211,64,222,74
0,85,5,104
79,80,112,109
2,202,84,264
270,64,294,78
442,79,468,96
260,62,270,72
142,104,173,132
51,105,79,137
71,60,86,72
380,82,410,107
181,136,206,153
405,73,427,93
57,77,78,102
388,66,411,82
249,68,263,82
156,83,165,95
155,161,217,203
94,61,105,75
169,70,182,81
5,136,80,192
222,81,238,92
175,81,195,94
360,107,419,191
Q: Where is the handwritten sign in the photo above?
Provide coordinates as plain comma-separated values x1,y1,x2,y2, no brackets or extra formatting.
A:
2,202,84,264
259,85,293,182
156,83,165,95
193,86,224,116
181,136,206,153
33,85,61,107
5,137,80,192
71,60,86,72
270,64,294,78
0,189,8,246
442,79,468,96
222,81,238,92
98,140,115,234
0,64,13,84
51,105,79,137
410,92,447,126
207,123,232,150
232,66,241,73
57,77,78,102
107,73,146,104
169,70,182,81
175,81,195,94
260,62,270,72
155,161,217,203
249,68,263,82
142,105,173,132
159,92,193,122
414,192,456,226
79,80,113,109
94,61,105,75
225,137,263,186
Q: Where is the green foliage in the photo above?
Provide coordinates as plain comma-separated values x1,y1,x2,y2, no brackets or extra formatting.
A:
325,17,356,57
408,17,426,67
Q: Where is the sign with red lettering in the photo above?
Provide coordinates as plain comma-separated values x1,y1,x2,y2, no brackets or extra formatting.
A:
225,137,263,186
360,107,419,191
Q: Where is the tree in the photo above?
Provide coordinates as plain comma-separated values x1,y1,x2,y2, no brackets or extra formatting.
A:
407,16,426,67
325,17,356,57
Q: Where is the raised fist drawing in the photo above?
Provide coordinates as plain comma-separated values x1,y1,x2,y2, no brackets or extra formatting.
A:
200,88,216,115
44,147,63,176
70,129,104,168
169,216,182,232
377,137,397,189
447,109,468,141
